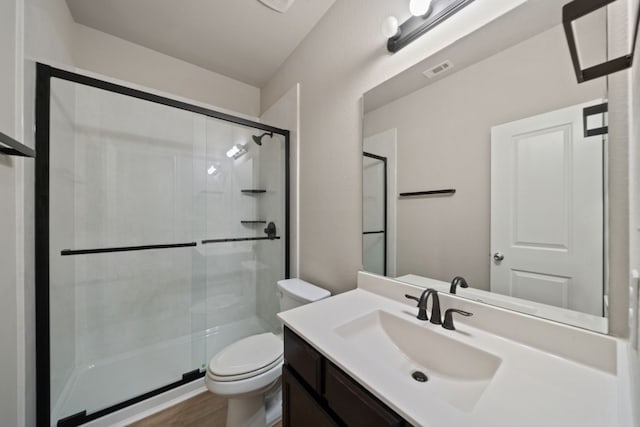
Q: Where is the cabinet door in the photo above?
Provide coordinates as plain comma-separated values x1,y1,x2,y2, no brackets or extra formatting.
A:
325,363,404,427
282,366,338,427
284,327,324,393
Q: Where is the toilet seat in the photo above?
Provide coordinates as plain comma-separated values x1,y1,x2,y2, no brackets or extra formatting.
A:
207,332,283,382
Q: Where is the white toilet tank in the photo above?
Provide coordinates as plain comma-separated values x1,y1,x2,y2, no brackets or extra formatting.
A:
277,278,330,312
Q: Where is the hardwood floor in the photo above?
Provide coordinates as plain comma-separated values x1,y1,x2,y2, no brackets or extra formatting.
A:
128,392,282,427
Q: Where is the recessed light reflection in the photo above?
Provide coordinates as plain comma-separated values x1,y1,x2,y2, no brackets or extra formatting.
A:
226,144,248,159
207,165,217,175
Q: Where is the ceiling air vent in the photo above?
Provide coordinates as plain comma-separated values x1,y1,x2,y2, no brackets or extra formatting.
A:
258,0,296,13
422,60,454,79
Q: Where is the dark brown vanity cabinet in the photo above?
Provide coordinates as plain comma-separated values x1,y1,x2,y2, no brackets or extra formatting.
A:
283,327,409,427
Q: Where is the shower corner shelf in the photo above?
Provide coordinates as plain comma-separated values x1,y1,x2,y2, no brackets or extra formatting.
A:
0,131,35,158
241,189,267,194
241,220,268,225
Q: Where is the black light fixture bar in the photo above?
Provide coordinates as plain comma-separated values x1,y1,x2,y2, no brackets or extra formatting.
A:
400,189,456,197
563,0,640,83
0,130,35,157
387,0,475,53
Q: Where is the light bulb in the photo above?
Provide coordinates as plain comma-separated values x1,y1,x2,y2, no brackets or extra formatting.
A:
381,16,399,38
409,0,432,17
207,165,217,175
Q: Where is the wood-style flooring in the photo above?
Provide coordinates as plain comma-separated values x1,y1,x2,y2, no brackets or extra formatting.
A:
128,392,282,427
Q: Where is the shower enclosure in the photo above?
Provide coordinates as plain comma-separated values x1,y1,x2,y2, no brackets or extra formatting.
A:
362,152,387,276
35,64,289,426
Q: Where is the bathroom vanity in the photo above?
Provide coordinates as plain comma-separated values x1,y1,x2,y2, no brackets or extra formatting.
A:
279,272,633,427
283,327,408,426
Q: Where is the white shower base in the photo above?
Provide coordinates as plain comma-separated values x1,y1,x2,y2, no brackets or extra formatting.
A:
52,316,272,425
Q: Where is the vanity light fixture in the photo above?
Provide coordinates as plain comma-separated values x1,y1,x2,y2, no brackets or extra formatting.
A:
226,144,248,160
385,0,475,53
563,0,640,83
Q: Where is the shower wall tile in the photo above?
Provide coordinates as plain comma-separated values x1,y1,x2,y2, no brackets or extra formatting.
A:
72,85,202,366
51,79,285,383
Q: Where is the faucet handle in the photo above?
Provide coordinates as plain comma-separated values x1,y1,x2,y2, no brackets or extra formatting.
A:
404,294,420,305
404,293,429,321
442,309,473,330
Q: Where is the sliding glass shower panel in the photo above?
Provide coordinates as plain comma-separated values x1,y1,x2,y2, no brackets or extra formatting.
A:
362,154,386,276
49,78,206,423
200,119,286,364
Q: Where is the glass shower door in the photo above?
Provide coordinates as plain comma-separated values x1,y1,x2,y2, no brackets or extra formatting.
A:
200,119,287,364
41,65,290,426
48,78,206,424
362,152,387,276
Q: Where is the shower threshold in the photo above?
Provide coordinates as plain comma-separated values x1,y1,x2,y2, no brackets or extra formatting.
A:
52,315,273,426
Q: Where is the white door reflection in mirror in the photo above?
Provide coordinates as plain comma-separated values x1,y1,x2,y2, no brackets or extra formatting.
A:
490,101,604,316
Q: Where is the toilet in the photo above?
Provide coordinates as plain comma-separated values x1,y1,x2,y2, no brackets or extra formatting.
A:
205,278,330,427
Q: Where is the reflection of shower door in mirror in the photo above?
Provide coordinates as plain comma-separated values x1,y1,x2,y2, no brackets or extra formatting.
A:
363,152,387,276
490,101,604,316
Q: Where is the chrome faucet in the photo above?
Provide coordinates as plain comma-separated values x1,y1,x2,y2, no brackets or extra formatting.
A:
449,276,469,294
405,288,442,324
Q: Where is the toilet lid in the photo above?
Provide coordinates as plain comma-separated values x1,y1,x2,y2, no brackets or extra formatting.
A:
208,333,283,380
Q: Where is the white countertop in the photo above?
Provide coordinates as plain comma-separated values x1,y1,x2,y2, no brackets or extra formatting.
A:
279,284,631,427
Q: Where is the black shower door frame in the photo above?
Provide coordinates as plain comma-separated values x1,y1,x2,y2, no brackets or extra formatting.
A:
362,151,388,276
35,63,290,427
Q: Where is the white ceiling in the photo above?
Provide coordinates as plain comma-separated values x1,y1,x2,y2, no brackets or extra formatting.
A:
65,0,337,87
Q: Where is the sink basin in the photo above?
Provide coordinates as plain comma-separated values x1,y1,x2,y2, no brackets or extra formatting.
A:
334,310,502,412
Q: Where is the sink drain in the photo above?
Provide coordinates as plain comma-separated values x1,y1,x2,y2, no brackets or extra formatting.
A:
411,371,428,382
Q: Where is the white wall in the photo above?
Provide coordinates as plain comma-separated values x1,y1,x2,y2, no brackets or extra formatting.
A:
363,24,605,290
606,1,633,338
0,0,21,424
26,0,260,118
25,0,75,65
261,0,528,295
73,24,261,118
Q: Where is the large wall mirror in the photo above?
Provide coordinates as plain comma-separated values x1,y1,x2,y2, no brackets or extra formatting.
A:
362,1,614,333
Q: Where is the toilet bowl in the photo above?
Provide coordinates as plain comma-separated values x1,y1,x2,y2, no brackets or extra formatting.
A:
205,279,330,427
